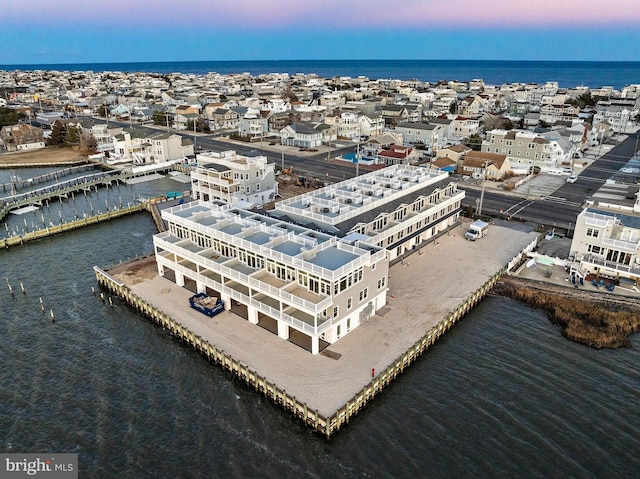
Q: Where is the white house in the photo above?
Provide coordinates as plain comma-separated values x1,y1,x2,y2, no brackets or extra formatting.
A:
192,150,278,208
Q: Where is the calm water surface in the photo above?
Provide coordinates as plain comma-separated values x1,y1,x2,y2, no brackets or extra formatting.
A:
1,170,639,478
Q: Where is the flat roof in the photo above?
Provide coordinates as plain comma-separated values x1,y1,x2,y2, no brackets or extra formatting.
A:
160,201,385,279
274,165,452,231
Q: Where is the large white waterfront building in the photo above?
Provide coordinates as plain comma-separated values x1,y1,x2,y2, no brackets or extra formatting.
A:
153,165,464,353
153,201,388,354
272,165,465,261
191,150,278,208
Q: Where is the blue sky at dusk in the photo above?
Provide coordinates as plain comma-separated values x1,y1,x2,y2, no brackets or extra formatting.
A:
1,0,639,65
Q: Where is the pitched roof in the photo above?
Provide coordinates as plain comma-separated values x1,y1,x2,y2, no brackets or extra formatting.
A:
378,145,414,159
462,151,508,168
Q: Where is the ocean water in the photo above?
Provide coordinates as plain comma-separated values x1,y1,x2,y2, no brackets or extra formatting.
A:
1,168,639,478
1,59,639,90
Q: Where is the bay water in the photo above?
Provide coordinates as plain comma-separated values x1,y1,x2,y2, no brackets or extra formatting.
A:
1,168,639,478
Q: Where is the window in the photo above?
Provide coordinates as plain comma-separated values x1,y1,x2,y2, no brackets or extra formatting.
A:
347,318,351,331
333,306,339,318
586,228,599,238
359,288,368,301
347,298,352,310
337,324,341,338
377,277,386,289
587,244,602,254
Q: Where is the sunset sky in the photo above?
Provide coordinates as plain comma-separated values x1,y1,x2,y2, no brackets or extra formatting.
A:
1,0,638,64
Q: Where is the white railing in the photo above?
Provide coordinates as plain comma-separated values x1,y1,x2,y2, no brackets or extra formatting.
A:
154,236,333,313
158,255,326,335
601,237,639,252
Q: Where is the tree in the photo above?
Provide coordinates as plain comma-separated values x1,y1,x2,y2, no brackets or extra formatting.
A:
46,120,83,147
568,92,595,109
188,118,209,133
80,132,98,154
0,106,24,128
152,110,169,126
282,85,299,103
463,134,482,151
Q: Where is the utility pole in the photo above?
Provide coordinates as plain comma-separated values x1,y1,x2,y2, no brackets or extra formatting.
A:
193,118,197,150
477,161,490,217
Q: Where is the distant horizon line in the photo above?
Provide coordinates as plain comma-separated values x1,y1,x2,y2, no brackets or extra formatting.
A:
1,58,639,68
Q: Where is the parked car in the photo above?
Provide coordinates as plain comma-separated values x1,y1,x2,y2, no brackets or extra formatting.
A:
566,175,578,183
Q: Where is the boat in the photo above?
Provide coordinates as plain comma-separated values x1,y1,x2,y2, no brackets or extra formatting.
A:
189,293,224,317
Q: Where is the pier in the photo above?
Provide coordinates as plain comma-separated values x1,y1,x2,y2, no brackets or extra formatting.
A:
95,222,539,439
0,203,147,249
0,161,184,222
0,164,95,193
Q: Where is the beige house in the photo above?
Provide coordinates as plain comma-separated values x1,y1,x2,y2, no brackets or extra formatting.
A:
435,144,473,171
460,151,511,180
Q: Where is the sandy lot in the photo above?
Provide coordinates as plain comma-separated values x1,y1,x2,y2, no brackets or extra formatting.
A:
0,147,87,166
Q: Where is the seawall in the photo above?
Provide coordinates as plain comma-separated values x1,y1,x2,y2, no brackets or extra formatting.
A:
93,221,537,439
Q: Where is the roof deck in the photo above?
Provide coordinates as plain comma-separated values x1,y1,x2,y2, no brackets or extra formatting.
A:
160,200,386,279
275,165,449,227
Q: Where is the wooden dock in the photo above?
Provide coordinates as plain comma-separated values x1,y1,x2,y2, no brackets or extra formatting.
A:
0,203,147,249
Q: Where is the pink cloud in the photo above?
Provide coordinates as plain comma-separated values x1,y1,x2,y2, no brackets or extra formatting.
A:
7,0,640,28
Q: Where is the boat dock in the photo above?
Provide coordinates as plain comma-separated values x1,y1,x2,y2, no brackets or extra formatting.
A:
95,220,539,439
0,162,188,222
0,164,96,193
0,203,147,249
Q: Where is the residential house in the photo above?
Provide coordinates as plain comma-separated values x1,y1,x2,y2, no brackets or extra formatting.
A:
380,105,408,127
569,204,640,288
191,150,278,208
238,113,269,139
91,124,123,153
593,104,633,132
430,117,456,145
460,151,511,180
111,130,152,163
450,116,481,140
361,132,403,162
148,132,194,162
395,122,445,152
430,156,458,173
268,112,291,133
0,124,45,152
175,112,200,131
539,103,580,124
279,123,323,148
435,144,473,171
404,103,423,122
358,113,384,139
210,108,239,131
482,129,575,169
378,145,420,166
338,112,363,140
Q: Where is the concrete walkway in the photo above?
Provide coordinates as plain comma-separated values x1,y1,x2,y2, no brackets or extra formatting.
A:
122,219,538,416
